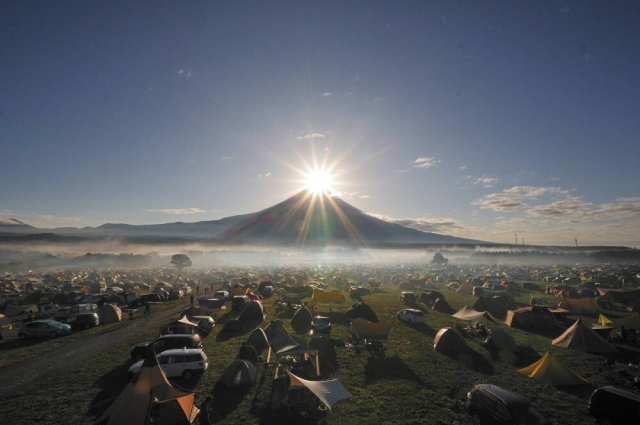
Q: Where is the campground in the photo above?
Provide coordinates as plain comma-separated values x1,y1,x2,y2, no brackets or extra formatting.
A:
1,281,640,424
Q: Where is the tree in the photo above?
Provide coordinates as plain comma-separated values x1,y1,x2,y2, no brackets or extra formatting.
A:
170,254,192,271
431,252,448,265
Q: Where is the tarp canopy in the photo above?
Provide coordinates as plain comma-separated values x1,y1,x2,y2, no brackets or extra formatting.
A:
597,314,613,326
96,352,199,425
287,371,353,410
518,351,589,387
557,297,601,315
97,304,122,324
217,359,257,387
312,289,344,303
484,328,518,352
291,307,313,334
434,327,469,352
197,297,227,310
452,305,502,326
348,319,393,340
552,319,617,353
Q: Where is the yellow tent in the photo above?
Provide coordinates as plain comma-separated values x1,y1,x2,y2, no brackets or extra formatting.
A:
517,351,588,387
552,319,617,353
597,314,613,326
312,289,344,303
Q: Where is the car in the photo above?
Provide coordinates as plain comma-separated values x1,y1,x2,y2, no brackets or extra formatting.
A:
64,313,100,330
397,309,426,324
588,386,640,424
17,320,72,339
214,290,230,301
36,303,61,319
400,291,416,304
56,303,99,320
169,289,184,300
130,334,203,361
190,315,215,333
466,384,551,425
128,348,208,380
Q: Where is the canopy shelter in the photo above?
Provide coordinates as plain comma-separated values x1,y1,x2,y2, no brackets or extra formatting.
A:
552,319,617,353
597,314,614,326
217,359,257,387
452,306,502,326
197,297,227,310
161,316,198,336
518,351,589,387
483,328,519,352
267,334,320,379
348,319,393,341
96,352,199,425
286,371,353,410
312,289,344,303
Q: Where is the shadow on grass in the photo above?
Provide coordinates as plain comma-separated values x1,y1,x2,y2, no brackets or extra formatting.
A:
88,363,131,419
216,320,262,342
208,382,254,423
438,348,495,375
510,346,543,368
364,354,424,385
400,321,436,338
310,336,340,376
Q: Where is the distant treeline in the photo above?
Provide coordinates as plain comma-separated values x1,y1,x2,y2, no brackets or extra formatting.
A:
469,249,640,263
0,251,156,274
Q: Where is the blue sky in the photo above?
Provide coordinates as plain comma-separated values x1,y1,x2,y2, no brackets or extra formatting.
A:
2,1,640,246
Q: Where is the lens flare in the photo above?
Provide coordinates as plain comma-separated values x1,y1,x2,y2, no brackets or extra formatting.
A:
303,169,334,194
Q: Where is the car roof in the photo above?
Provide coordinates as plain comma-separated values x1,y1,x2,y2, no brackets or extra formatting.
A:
402,309,422,313
157,348,203,356
156,333,199,340
596,386,640,401
475,384,530,406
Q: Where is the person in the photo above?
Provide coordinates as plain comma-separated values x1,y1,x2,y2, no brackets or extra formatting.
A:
196,285,200,295
190,294,194,307
199,395,213,425
128,309,134,326
144,301,150,316
621,326,628,343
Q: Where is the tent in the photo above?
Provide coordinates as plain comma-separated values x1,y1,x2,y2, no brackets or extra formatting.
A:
287,371,353,410
597,314,613,326
312,289,344,303
96,352,199,425
0,313,12,329
432,298,456,314
434,327,469,352
483,328,518,352
246,328,269,355
452,306,502,326
181,306,209,318
277,287,312,303
557,297,601,315
238,300,265,323
456,283,474,294
267,334,320,379
344,302,379,323
419,291,445,305
621,314,640,330
504,306,558,330
602,289,640,307
217,359,257,387
221,319,243,333
197,297,227,310
591,324,615,341
291,307,313,334
161,316,198,335
97,304,122,324
552,319,617,353
264,320,289,342
237,343,259,364
2,304,24,317
348,319,393,341
472,296,511,319
517,351,589,387
231,287,251,296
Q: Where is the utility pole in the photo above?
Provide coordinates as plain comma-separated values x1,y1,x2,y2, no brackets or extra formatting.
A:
575,238,578,248
522,237,524,245
515,233,518,245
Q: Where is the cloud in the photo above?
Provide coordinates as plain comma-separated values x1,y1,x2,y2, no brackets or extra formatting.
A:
527,197,592,218
411,157,441,169
369,213,466,233
0,218,26,225
221,156,235,160
178,69,193,78
321,92,332,97
296,133,326,141
473,186,569,212
473,176,499,188
459,165,467,170
146,208,205,215
257,173,272,178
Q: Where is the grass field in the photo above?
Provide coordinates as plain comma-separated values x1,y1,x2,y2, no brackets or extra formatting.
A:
1,282,639,424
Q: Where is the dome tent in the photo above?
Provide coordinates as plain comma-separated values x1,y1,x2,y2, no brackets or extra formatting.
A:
246,328,269,355
217,359,257,387
291,307,313,334
344,302,379,323
264,320,288,342
434,327,469,352
483,328,518,352
97,303,122,324
238,300,265,323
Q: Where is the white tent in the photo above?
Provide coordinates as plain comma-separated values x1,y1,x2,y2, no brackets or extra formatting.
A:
286,371,352,409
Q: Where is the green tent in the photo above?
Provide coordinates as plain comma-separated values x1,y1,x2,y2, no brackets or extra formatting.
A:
483,328,518,352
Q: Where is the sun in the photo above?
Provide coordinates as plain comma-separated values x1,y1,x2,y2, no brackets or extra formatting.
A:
304,169,335,194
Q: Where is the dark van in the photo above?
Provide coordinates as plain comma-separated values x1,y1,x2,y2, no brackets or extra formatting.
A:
588,386,640,424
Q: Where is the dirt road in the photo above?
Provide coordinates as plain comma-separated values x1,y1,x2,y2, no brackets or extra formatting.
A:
0,300,190,398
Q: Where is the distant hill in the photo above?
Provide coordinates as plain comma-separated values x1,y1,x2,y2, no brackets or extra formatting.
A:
0,191,486,245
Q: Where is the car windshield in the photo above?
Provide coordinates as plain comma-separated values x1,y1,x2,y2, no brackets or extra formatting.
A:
510,406,550,425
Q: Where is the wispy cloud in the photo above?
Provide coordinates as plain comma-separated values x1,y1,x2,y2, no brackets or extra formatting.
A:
321,92,332,97
411,157,441,169
473,186,569,212
257,173,272,178
296,133,325,141
146,208,205,214
178,69,193,78
369,213,468,234
459,165,467,170
473,176,499,188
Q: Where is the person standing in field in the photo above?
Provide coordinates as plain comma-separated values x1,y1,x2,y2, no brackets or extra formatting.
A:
128,309,134,326
144,301,150,316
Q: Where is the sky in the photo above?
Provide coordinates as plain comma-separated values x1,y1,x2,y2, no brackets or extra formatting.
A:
2,1,640,247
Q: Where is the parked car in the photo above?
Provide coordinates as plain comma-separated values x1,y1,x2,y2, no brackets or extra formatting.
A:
400,291,416,305
169,290,184,300
214,290,230,301
190,315,215,333
397,309,426,324
130,334,203,361
466,384,551,425
36,303,61,319
64,313,100,330
128,348,208,380
18,320,72,339
55,303,99,320
588,386,640,424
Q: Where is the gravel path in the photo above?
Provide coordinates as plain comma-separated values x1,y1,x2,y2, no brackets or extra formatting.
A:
0,300,190,398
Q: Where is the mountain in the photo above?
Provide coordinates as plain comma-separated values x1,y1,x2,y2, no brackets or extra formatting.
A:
0,191,486,245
